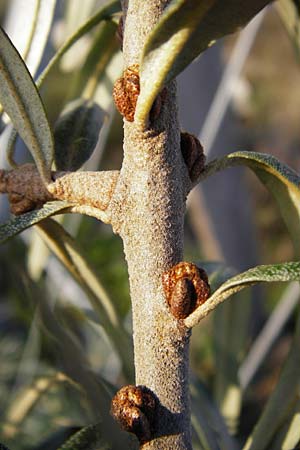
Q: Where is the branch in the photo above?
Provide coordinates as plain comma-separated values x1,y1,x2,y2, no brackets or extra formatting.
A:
0,164,119,218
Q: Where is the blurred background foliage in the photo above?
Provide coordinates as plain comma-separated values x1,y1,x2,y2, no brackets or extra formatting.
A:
0,0,300,449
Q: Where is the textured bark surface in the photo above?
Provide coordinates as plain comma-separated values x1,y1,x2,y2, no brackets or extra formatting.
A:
108,1,193,448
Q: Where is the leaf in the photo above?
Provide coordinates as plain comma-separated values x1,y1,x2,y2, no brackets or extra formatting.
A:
191,379,239,450
269,396,300,450
37,0,121,87
243,315,300,450
71,20,119,104
38,291,137,450
3,0,119,168
36,218,134,381
200,151,300,256
185,261,300,327
0,27,54,182
3,0,57,77
54,100,105,171
276,0,300,59
58,423,109,450
0,201,73,244
136,0,270,125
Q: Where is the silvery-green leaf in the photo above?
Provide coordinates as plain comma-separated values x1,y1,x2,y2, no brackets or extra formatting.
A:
36,218,134,381
276,0,300,59
200,151,300,256
0,27,54,182
185,262,300,327
71,20,118,104
54,100,105,171
136,0,270,125
58,423,108,450
37,0,120,87
243,315,300,450
191,379,239,450
3,0,57,77
0,201,73,244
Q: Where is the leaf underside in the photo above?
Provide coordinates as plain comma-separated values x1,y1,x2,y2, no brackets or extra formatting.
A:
0,27,54,182
0,201,73,244
136,0,271,124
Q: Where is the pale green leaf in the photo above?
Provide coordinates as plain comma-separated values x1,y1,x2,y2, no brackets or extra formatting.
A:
36,218,134,381
73,20,119,103
185,262,300,327
136,0,270,125
276,0,300,59
38,291,135,450
58,423,108,450
200,151,300,256
191,379,238,450
3,0,57,77
37,0,121,87
0,201,73,244
0,27,54,182
4,1,119,168
269,396,300,450
54,100,105,171
243,315,300,450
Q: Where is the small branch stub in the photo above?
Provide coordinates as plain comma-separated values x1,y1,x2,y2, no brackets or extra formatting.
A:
162,262,210,319
180,132,206,182
111,385,157,444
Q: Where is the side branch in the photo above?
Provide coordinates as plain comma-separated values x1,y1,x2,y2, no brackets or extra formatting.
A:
0,164,119,217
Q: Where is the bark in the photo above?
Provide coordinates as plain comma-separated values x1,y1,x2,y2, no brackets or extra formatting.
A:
108,1,193,448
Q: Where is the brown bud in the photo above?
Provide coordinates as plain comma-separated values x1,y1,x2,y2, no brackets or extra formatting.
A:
162,262,210,319
113,64,140,122
180,132,206,182
111,385,157,443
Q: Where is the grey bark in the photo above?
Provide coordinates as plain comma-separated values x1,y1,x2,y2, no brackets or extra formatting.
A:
108,1,193,448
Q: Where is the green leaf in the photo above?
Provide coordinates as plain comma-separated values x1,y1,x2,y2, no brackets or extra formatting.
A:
136,0,270,125
185,262,300,327
58,423,108,450
36,218,134,381
191,379,238,450
0,201,73,244
54,100,105,171
37,0,121,87
200,151,300,256
243,314,300,450
269,396,300,450
71,20,119,104
4,0,57,77
276,0,300,59
37,288,136,450
0,27,54,182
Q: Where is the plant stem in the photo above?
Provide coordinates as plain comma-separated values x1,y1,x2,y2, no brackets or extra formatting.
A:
109,1,192,448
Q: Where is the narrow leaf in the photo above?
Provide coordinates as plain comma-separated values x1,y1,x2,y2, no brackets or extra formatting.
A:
200,151,300,256
0,27,53,182
37,0,121,87
136,0,270,124
3,0,57,77
0,201,73,244
185,262,300,327
58,423,108,450
36,218,134,381
276,0,300,59
243,315,300,450
54,100,105,171
191,379,239,450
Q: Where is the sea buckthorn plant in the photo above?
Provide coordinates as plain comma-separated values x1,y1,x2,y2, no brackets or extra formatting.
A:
0,1,300,449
